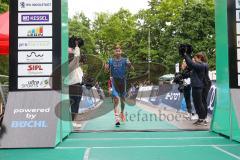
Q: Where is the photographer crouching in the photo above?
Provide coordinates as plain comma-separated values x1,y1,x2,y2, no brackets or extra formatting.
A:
178,44,210,126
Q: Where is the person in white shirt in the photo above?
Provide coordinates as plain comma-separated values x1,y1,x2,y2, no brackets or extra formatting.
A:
68,37,84,128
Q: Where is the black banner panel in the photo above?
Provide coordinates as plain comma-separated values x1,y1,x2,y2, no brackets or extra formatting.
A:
9,0,61,91
228,0,240,88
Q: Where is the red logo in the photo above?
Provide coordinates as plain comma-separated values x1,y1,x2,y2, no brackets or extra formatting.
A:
27,65,43,71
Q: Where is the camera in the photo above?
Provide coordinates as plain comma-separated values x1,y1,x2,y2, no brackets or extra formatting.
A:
178,44,193,57
173,68,191,92
173,73,184,92
69,36,84,48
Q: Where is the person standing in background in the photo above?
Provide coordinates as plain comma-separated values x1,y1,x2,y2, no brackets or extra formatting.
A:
180,60,193,119
68,37,84,128
183,52,208,126
201,53,212,122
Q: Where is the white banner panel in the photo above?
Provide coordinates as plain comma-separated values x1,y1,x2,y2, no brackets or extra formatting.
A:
18,77,52,89
237,10,240,21
237,36,240,47
18,12,52,24
239,75,240,86
237,0,240,9
18,0,52,11
18,64,52,76
18,38,52,50
238,61,240,73
237,23,240,34
238,49,240,60
18,51,52,63
18,25,52,37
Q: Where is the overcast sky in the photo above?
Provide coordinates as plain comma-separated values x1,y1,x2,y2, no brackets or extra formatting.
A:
68,0,149,20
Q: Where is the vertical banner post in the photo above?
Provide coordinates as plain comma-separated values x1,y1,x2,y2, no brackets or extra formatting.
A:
0,0,71,148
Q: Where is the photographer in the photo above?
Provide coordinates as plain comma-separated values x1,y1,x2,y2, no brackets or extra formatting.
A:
68,36,84,127
179,45,208,126
180,60,194,119
202,54,212,121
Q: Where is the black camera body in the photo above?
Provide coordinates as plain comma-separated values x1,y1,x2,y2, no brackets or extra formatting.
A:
179,44,193,57
69,36,84,48
173,68,191,92
173,73,183,84
173,73,184,92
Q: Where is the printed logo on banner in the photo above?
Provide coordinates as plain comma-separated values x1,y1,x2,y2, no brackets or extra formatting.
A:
18,38,52,50
18,77,52,89
11,105,50,128
18,64,52,76
18,51,52,63
18,0,52,11
18,12,52,24
18,25,52,37
165,92,181,101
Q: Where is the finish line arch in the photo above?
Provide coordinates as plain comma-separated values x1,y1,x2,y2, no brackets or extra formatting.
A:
0,0,240,148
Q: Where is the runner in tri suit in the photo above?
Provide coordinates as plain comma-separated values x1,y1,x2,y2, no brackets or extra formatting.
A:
105,44,133,126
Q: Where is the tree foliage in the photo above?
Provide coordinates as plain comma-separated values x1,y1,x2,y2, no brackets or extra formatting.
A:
69,0,215,86
0,0,216,85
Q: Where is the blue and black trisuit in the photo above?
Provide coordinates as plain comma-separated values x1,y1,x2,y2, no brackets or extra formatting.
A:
108,57,131,100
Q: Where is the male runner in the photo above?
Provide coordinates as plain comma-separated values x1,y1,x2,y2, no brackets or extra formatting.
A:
105,44,133,126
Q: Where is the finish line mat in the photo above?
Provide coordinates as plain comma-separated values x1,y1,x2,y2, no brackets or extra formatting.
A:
1,131,240,160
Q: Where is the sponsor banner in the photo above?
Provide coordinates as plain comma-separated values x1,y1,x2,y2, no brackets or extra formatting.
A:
18,77,52,89
238,62,240,73
149,86,160,105
18,12,52,24
137,86,153,102
237,0,240,9
161,84,183,109
237,36,240,47
1,91,60,148
18,25,52,37
207,84,216,114
237,23,240,34
18,64,52,76
239,74,240,86
237,10,240,21
238,49,240,60
18,38,52,50
18,0,52,11
143,83,216,114
18,51,52,63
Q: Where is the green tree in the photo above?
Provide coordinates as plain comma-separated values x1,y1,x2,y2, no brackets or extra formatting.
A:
0,0,9,13
69,12,95,54
176,0,215,69
135,0,215,72
93,9,137,58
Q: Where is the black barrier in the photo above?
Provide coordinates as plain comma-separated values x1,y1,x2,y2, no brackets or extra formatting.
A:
160,84,183,110
141,83,216,114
